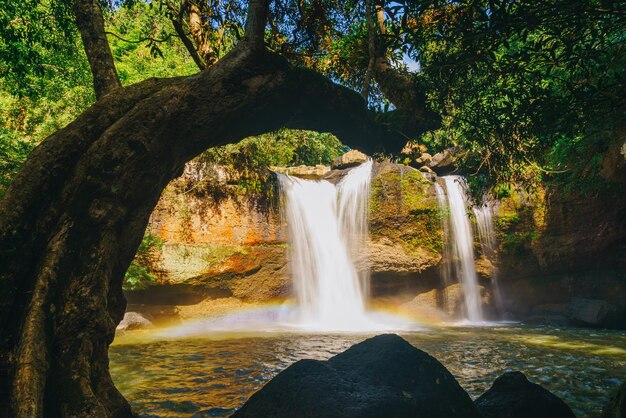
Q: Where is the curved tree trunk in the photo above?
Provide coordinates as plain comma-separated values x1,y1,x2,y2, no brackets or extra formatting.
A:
0,41,402,416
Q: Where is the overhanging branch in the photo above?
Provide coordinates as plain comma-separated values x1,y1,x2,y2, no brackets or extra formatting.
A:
73,0,121,99
242,0,270,50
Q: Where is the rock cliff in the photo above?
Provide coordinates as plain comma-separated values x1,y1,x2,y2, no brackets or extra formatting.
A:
124,156,626,328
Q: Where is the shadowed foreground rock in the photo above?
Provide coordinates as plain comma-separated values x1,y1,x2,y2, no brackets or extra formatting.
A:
475,371,576,418
233,334,481,418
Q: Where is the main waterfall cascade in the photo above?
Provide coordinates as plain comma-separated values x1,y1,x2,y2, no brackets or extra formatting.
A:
278,160,377,330
279,165,501,328
437,176,485,322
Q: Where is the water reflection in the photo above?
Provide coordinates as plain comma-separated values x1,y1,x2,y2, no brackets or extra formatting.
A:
109,325,626,418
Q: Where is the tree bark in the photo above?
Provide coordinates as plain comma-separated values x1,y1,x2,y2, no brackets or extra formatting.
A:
362,0,377,102
188,1,218,65
0,42,403,417
242,0,269,49
73,0,121,99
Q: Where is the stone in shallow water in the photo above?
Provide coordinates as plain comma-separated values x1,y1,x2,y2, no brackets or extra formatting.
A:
475,371,575,418
232,334,481,418
116,312,153,331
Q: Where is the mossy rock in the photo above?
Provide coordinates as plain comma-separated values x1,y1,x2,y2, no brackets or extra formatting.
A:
369,162,441,257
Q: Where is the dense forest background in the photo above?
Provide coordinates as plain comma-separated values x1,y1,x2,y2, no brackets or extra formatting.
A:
1,0,624,197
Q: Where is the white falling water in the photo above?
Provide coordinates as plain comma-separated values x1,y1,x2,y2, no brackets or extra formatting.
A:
278,161,375,330
435,183,453,291
441,176,484,322
473,202,503,313
337,162,372,301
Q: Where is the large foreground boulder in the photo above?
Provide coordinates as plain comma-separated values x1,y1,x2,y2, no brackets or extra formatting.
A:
233,334,481,418
603,381,626,418
475,371,575,418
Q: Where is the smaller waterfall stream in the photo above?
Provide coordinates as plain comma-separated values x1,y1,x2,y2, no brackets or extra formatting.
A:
435,183,454,292
473,203,503,313
278,161,374,330
440,176,484,322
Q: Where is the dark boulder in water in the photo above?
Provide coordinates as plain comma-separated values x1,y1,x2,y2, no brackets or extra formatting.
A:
232,333,481,418
475,371,575,418
602,380,626,418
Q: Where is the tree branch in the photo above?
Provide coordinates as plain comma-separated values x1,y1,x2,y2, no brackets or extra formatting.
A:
171,15,206,70
242,0,269,49
104,31,174,44
188,1,218,65
370,4,440,136
362,0,377,101
72,0,121,99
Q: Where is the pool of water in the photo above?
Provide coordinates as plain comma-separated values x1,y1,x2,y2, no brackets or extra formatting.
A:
109,325,626,417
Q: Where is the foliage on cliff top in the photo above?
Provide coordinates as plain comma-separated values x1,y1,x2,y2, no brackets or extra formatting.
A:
178,129,346,208
124,229,163,290
200,129,345,169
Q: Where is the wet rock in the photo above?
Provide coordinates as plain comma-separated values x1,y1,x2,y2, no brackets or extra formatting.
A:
428,148,455,174
402,142,428,157
526,304,567,325
475,255,494,279
403,283,488,318
331,149,368,169
271,164,330,179
126,304,180,324
419,165,436,175
565,297,609,327
401,142,429,164
416,152,433,165
602,380,626,418
368,162,441,275
116,312,153,331
233,334,481,418
362,238,438,274
600,137,626,183
475,371,575,418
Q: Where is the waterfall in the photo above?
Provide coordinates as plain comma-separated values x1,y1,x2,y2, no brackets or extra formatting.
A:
337,162,372,301
473,202,503,313
439,176,484,322
278,161,373,330
435,183,453,291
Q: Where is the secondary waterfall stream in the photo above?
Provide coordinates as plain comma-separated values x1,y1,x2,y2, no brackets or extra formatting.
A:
438,176,484,322
473,202,503,313
278,161,374,330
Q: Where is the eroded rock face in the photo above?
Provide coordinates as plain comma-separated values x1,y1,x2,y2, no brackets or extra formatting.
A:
475,371,575,418
233,334,481,418
128,161,444,313
493,185,626,327
565,297,609,326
